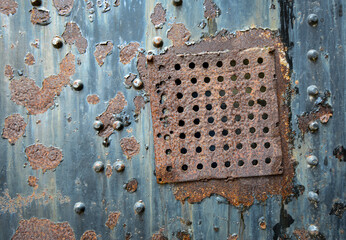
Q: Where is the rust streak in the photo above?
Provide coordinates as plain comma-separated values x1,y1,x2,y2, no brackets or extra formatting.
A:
62,22,88,54
0,0,18,16
167,23,191,47
2,113,26,144
105,212,121,230
87,94,100,105
53,0,74,16
119,42,140,65
30,8,51,25
120,137,140,160
94,41,113,66
25,53,35,65
105,164,112,178
150,3,166,29
25,144,63,173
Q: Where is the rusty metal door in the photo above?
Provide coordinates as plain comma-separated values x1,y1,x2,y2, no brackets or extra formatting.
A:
0,0,345,239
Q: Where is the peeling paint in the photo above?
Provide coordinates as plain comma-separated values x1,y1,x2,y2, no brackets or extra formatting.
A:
203,0,221,19
150,3,166,29
30,8,51,25
25,144,63,173
105,211,120,230
133,96,145,116
298,105,333,134
124,73,137,88
94,41,113,66
120,137,140,160
2,113,26,144
62,22,88,54
53,0,74,16
119,42,140,65
87,94,100,105
0,0,17,16
167,23,191,46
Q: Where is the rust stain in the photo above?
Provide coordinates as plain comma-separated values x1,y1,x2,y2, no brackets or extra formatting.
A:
105,164,112,178
4,64,14,79
176,231,191,240
120,137,140,160
24,53,35,65
9,52,75,115
0,0,17,16
293,228,310,240
94,41,113,66
298,105,333,134
203,0,221,19
124,178,138,193
30,8,51,25
80,230,97,240
119,42,140,65
124,73,137,88
27,176,38,188
152,228,167,240
167,23,191,47
25,144,63,173
53,0,74,16
96,92,127,138
87,94,100,105
62,22,88,54
330,202,346,218
2,113,27,145
133,96,145,116
150,3,166,29
333,145,345,162
12,217,75,240
105,211,121,230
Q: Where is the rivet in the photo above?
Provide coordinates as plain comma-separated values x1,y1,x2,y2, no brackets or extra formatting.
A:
102,138,110,147
307,49,319,61
307,85,319,96
258,217,266,230
308,121,319,132
132,78,143,89
307,155,318,166
308,225,319,236
172,0,183,6
146,54,153,62
74,202,85,214
51,36,63,49
153,36,163,48
31,0,42,6
72,80,83,91
134,200,145,214
113,159,125,172
307,14,318,27
93,120,104,130
113,120,123,130
308,191,319,203
93,161,104,172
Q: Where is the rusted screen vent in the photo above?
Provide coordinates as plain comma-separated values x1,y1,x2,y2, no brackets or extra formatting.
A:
148,47,283,183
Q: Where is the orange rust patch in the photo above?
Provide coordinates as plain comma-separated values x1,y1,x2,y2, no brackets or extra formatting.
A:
0,0,18,16
53,0,74,16
94,41,113,66
124,73,137,88
150,3,166,29
80,230,97,240
96,92,127,138
298,105,333,134
9,52,75,115
4,64,14,79
105,164,112,178
203,0,221,19
30,8,50,25
152,228,168,240
133,96,145,116
2,113,26,145
87,94,100,105
12,217,75,240
105,212,121,230
293,228,309,240
25,53,35,65
62,22,88,54
176,231,191,240
27,176,38,188
119,42,140,65
124,178,138,193
120,137,140,160
25,144,63,173
167,23,191,47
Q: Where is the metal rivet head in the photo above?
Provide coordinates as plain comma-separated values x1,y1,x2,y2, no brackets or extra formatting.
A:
134,200,145,214
307,14,318,27
172,0,183,6
72,80,83,90
307,50,319,61
102,138,110,147
112,120,123,130
307,85,319,96
52,36,63,49
93,161,104,172
31,0,42,6
258,217,266,230
153,37,163,48
146,54,153,62
308,191,319,203
93,120,104,130
132,78,143,89
307,155,318,166
309,121,319,132
113,160,125,172
74,202,85,214
308,225,319,236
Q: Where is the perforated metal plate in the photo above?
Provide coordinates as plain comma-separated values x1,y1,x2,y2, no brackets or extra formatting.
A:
148,47,283,183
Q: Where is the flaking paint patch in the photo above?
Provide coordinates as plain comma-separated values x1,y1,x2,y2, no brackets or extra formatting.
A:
30,8,51,25
24,53,35,65
119,42,140,65
105,212,121,230
0,0,18,16
53,0,74,16
124,73,137,88
152,228,168,240
62,22,88,54
87,94,100,105
80,230,98,240
120,137,140,160
203,0,221,19
167,23,191,46
297,105,333,135
94,41,113,66
150,3,166,29
25,144,63,173
27,176,38,188
133,96,145,116
2,113,27,144
4,64,14,79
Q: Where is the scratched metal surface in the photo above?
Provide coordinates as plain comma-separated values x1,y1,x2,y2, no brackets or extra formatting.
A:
0,0,345,240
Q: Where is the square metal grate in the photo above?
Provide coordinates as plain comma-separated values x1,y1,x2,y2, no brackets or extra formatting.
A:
148,47,283,183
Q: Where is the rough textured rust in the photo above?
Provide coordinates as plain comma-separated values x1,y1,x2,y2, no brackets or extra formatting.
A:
120,137,140,160
80,230,97,240
124,73,137,88
133,96,145,116
2,113,27,144
24,53,35,65
124,178,138,193
12,217,75,240
298,105,333,134
150,3,166,29
329,202,346,218
0,0,17,16
4,64,14,79
203,0,220,19
293,228,310,240
94,41,113,66
96,92,127,138
333,145,345,162
167,23,191,47
105,164,112,178
119,42,140,65
27,176,38,188
152,229,168,240
62,22,88,54
105,211,120,230
137,29,293,205
176,231,191,240
30,8,51,25
87,94,100,105
25,144,63,173
53,0,74,16
9,52,75,115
